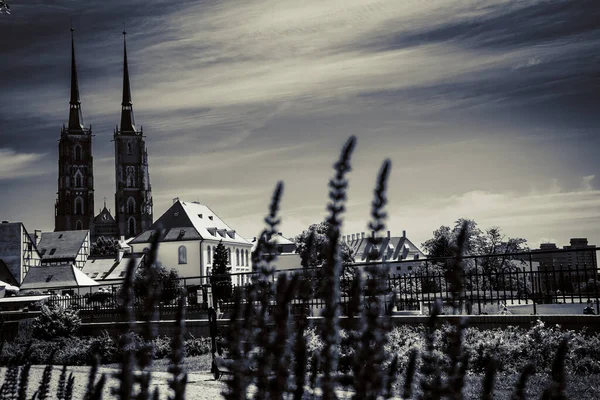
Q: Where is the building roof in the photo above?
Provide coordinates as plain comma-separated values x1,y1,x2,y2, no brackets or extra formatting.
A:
81,253,144,281
347,233,426,263
94,206,116,225
130,200,251,246
0,259,19,286
20,264,99,291
250,232,297,254
37,230,88,261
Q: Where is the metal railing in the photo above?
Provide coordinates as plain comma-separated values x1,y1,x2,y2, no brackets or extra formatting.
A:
19,247,599,318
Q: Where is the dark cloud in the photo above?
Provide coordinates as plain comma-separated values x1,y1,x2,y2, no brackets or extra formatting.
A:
369,1,600,53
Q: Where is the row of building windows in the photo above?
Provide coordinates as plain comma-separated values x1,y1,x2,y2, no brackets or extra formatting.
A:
176,245,250,267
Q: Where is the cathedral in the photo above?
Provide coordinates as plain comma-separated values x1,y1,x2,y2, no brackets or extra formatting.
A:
54,29,153,240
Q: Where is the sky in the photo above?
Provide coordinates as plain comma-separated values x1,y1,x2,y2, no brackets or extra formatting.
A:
1,0,599,250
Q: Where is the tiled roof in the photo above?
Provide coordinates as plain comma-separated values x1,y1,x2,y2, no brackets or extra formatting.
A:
348,235,425,263
38,230,88,261
20,264,99,291
130,200,251,246
82,254,144,281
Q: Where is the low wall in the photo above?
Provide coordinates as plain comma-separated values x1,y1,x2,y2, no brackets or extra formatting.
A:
77,314,600,338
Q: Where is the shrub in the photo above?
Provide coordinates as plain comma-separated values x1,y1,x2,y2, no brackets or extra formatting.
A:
31,304,81,340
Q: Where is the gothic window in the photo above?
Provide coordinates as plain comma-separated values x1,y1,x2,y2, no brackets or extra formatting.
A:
127,217,136,237
236,249,240,266
76,220,83,230
127,142,132,155
74,197,84,215
74,171,83,188
178,245,187,264
127,197,136,214
74,145,82,162
207,246,211,264
126,166,136,187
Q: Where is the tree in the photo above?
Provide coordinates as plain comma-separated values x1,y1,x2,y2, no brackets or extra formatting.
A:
211,241,233,305
91,236,120,256
133,262,182,304
421,219,529,293
294,221,355,294
294,221,354,268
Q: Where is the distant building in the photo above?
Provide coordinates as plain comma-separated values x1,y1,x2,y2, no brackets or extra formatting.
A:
20,264,99,296
0,221,41,284
37,230,90,270
91,204,119,241
344,230,426,274
129,200,253,286
81,251,144,284
531,238,598,292
54,29,153,239
250,233,302,280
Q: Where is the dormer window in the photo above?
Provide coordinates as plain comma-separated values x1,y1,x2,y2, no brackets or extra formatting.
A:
49,248,56,255
198,214,203,219
208,216,213,220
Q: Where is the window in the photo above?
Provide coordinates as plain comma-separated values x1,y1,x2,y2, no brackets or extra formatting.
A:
74,197,84,215
74,171,83,188
207,246,211,264
178,245,187,264
227,248,231,264
236,249,240,266
46,275,53,282
127,217,136,237
127,197,136,214
40,249,47,256
245,250,249,266
76,220,83,230
119,270,127,277
74,145,82,161
49,248,56,255
90,272,99,279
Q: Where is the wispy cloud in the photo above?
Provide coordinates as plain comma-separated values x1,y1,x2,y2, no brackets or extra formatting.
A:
0,149,49,180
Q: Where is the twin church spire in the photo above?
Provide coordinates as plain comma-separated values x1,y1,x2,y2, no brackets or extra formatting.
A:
56,28,152,239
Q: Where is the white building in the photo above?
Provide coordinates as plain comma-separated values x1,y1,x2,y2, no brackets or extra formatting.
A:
344,230,426,274
129,200,253,286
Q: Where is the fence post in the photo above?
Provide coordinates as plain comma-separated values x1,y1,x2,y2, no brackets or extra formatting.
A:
529,254,537,315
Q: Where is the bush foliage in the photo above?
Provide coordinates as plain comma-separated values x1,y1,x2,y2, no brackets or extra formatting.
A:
31,304,81,340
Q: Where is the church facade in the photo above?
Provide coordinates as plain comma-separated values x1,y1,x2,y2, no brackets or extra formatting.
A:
54,30,153,241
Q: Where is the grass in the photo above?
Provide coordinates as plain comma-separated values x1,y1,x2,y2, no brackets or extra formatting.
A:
102,355,212,373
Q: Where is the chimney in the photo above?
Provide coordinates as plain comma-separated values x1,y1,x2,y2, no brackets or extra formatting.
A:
173,197,179,204
120,235,125,242
387,230,390,239
278,232,282,236
34,230,42,246
402,230,406,238
361,232,365,239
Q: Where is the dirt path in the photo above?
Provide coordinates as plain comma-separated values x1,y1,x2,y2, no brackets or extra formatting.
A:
1,365,226,400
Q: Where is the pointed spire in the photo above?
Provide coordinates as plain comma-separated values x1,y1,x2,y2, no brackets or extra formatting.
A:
120,31,136,133
68,27,84,131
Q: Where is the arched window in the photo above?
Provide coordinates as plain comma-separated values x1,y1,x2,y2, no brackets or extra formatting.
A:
245,250,249,266
127,217,136,237
207,246,211,264
127,142,132,155
75,220,83,230
74,170,83,188
236,249,240,266
74,145,82,161
74,197,83,215
227,248,231,265
127,197,136,214
178,245,187,264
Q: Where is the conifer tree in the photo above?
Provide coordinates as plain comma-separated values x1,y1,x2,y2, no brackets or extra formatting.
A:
211,241,233,305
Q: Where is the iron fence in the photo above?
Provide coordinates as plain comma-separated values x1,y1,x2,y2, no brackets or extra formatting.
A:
19,247,600,319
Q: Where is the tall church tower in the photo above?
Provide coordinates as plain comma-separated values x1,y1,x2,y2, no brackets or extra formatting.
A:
55,28,95,232
114,32,153,238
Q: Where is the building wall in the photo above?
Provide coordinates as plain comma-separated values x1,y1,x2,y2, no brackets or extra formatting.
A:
131,239,253,286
